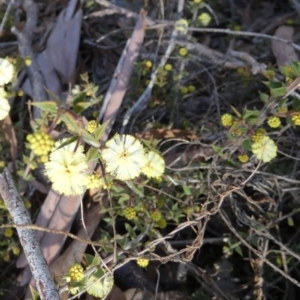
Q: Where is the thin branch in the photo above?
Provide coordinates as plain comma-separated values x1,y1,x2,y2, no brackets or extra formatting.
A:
0,168,59,300
187,27,300,52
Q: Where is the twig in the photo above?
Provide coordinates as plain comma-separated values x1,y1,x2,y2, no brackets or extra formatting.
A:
187,27,300,52
0,0,14,34
219,209,300,289
0,168,59,300
11,0,48,118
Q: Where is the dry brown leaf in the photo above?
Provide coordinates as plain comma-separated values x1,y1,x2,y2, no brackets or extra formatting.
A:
272,26,298,68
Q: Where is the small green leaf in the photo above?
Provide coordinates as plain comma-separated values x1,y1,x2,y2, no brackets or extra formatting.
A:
60,111,81,133
281,65,294,79
270,86,287,97
288,217,294,226
259,92,269,104
242,139,252,151
124,181,144,197
31,101,58,114
230,105,242,118
182,184,192,196
235,245,243,256
86,147,101,162
94,120,109,140
125,223,136,238
82,130,100,148
291,61,300,77
293,96,300,110
73,91,87,106
243,109,260,120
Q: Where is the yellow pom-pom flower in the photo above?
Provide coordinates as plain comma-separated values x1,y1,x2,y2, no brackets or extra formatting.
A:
4,228,13,238
0,58,14,85
292,113,300,126
24,56,32,66
267,116,281,128
188,85,196,93
194,0,202,3
278,105,288,113
27,131,55,156
221,114,233,127
101,134,146,181
156,218,167,229
0,97,10,120
174,19,189,34
141,151,165,179
68,263,84,282
198,13,212,27
12,246,21,256
144,60,152,68
136,258,149,268
87,120,97,133
45,139,89,195
179,47,188,56
252,136,277,163
251,128,267,143
164,64,173,71
86,174,102,189
124,207,136,220
238,154,249,163
151,209,162,222
180,86,188,94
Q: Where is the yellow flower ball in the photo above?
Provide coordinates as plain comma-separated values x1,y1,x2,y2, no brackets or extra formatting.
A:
188,85,196,93
4,228,13,238
68,263,84,282
198,13,212,27
292,113,300,126
87,120,97,133
278,106,288,113
45,139,89,195
180,86,188,94
0,58,14,85
174,19,189,33
267,116,281,128
194,0,202,3
124,207,136,220
164,64,173,71
0,97,10,120
231,128,242,137
24,57,32,66
151,209,162,222
136,258,149,268
238,154,249,163
221,114,233,127
144,60,152,68
12,246,21,256
251,128,267,143
156,218,167,229
141,151,165,179
179,47,188,56
17,90,24,97
102,134,146,181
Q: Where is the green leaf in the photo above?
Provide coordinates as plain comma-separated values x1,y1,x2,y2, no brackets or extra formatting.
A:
74,102,94,114
31,101,58,114
235,245,243,256
281,65,294,79
230,105,242,118
125,223,136,238
259,92,269,104
60,111,81,133
243,109,260,120
291,61,300,77
94,120,109,141
73,91,87,106
293,96,300,110
288,217,294,226
242,139,252,151
86,147,101,162
268,80,283,89
182,184,192,196
124,181,144,197
270,86,287,97
82,129,100,148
